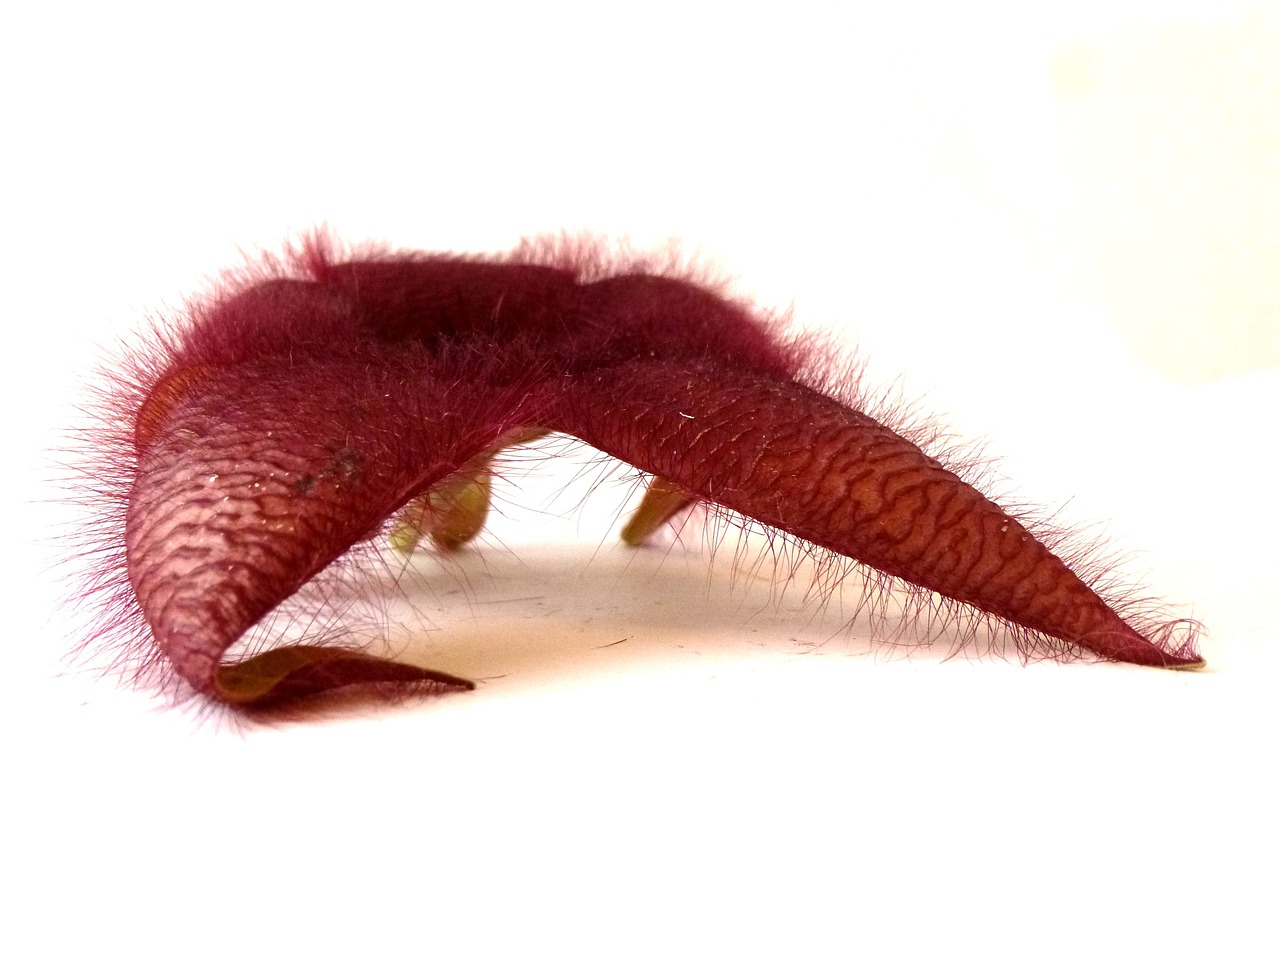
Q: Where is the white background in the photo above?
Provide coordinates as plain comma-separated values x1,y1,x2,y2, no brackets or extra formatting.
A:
4,3,1277,957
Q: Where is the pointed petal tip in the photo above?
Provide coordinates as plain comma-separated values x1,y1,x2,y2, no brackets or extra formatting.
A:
214,645,475,707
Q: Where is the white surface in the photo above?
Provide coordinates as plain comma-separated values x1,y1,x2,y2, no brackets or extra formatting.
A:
5,4,1277,957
